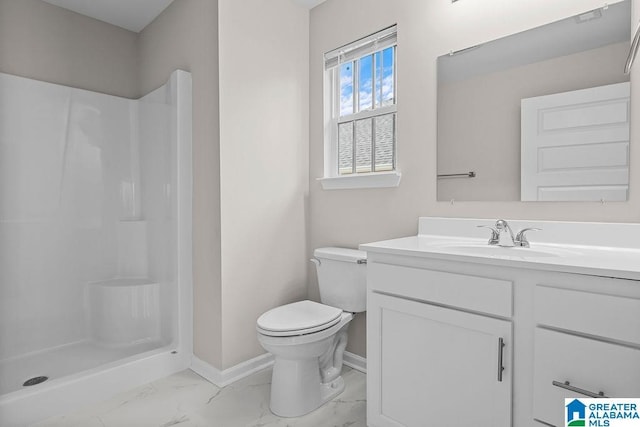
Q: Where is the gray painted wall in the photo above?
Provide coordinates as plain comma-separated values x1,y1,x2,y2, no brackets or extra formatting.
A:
138,0,223,368
218,0,309,368
309,0,635,358
0,0,138,98
1,0,307,371
3,0,637,367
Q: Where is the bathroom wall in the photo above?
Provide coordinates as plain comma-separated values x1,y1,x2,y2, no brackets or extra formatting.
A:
218,0,309,368
5,0,634,371
438,42,629,201
139,0,309,369
309,0,635,358
137,0,223,368
0,0,138,98
1,0,306,372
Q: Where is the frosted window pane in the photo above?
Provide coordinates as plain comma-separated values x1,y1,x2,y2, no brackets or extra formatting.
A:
355,118,372,173
375,114,395,171
338,122,353,175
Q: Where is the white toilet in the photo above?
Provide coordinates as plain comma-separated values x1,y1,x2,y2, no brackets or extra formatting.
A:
256,247,367,417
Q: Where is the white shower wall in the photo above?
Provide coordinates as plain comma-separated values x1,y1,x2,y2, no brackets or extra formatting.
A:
0,69,192,427
0,72,176,367
138,80,180,347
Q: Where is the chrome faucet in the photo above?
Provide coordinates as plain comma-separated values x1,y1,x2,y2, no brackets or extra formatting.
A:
495,219,516,247
478,220,541,248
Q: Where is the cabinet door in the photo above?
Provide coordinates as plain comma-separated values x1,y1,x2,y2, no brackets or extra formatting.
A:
367,292,512,427
533,328,640,427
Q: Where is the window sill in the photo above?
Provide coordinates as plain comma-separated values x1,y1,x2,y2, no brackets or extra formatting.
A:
318,171,402,190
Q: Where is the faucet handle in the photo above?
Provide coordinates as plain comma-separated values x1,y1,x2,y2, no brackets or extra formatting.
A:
515,227,541,248
477,225,499,245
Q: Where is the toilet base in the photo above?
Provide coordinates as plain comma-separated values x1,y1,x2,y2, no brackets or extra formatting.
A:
257,312,355,418
269,355,346,418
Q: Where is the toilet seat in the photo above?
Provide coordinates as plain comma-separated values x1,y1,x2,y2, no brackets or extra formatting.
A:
257,300,342,337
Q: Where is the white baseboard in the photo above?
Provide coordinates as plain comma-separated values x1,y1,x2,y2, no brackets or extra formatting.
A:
343,351,366,373
191,351,365,388
190,353,274,388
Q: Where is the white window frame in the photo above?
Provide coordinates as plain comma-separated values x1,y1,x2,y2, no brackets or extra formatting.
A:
319,25,401,190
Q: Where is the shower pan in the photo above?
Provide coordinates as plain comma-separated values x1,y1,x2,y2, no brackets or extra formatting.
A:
0,70,192,426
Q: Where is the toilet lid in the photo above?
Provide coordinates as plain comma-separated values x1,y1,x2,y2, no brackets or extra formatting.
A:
257,300,342,336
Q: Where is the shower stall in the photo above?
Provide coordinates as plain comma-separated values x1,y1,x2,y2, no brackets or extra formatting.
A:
0,70,192,425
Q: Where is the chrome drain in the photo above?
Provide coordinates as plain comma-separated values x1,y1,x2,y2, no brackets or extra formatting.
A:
23,376,48,387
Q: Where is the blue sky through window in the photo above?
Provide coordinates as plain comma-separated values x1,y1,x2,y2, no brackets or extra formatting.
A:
339,62,353,116
378,47,394,106
340,47,394,117
359,55,373,111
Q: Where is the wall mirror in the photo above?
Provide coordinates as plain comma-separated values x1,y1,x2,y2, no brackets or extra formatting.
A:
437,0,631,202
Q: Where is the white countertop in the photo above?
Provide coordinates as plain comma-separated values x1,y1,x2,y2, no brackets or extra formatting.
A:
360,217,640,281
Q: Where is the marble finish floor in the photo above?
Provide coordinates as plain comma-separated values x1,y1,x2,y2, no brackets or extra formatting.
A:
34,366,366,427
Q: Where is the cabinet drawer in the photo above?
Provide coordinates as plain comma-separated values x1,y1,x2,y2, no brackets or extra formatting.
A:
368,262,512,317
535,284,640,345
533,328,640,427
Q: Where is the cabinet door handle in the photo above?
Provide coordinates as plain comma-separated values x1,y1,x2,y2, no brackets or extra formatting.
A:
497,337,505,382
552,380,608,398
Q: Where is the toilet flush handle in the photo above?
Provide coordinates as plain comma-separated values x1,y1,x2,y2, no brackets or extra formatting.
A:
310,258,321,267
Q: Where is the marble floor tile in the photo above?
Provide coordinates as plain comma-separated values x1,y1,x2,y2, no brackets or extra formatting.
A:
33,366,366,427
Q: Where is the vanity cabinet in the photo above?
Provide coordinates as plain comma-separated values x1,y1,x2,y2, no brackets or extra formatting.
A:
365,255,640,427
532,280,640,427
533,328,640,426
368,292,512,427
367,261,513,427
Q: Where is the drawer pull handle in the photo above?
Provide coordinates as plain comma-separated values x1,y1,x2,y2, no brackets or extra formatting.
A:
497,337,505,382
552,380,608,398
533,418,556,427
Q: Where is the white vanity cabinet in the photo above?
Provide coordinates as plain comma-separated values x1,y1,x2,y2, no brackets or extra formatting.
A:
367,260,514,427
365,251,640,427
531,277,640,427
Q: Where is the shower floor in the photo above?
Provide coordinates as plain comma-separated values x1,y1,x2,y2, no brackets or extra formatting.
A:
0,340,165,396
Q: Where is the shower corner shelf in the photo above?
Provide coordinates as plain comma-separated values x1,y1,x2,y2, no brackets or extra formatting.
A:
88,277,158,287
119,217,146,222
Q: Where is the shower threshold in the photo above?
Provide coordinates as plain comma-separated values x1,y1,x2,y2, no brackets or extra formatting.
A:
0,339,165,396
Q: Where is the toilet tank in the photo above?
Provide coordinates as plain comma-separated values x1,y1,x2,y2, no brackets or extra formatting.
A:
313,247,367,313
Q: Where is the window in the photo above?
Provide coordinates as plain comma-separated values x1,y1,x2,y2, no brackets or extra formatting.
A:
321,26,400,189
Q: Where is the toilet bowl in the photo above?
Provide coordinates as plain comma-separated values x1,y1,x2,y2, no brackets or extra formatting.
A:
256,247,367,417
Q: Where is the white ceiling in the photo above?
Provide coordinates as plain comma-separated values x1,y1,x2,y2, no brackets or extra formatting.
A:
41,0,175,33
42,0,327,34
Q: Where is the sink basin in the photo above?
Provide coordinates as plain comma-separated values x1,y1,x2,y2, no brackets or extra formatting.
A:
431,243,571,258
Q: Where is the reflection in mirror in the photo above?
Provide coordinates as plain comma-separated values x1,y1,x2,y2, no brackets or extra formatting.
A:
437,0,631,202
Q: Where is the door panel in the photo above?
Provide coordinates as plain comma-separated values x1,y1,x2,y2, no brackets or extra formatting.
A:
521,82,630,201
